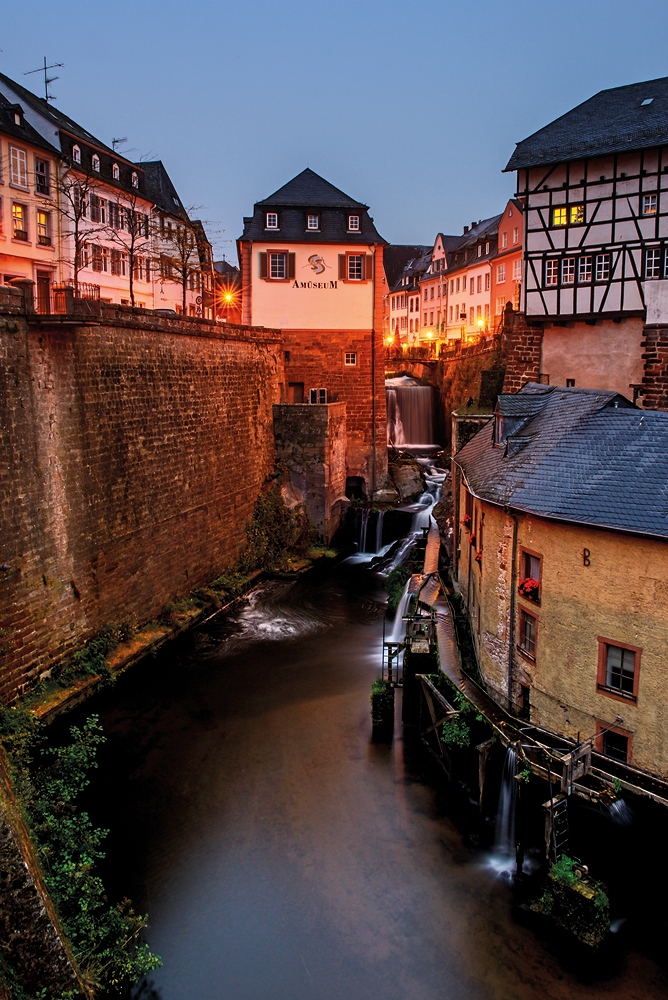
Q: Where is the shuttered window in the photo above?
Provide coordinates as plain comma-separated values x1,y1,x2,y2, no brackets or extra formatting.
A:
259,252,295,280
338,254,373,280
9,146,28,189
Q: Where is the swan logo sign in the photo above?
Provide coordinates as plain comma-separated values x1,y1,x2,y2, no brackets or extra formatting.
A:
293,253,338,289
308,253,327,275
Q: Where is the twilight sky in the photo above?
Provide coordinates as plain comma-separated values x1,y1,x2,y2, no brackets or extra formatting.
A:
3,0,668,261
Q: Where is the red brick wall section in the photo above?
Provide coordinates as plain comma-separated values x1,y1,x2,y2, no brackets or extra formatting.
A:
500,305,543,394
0,305,283,701
640,325,668,410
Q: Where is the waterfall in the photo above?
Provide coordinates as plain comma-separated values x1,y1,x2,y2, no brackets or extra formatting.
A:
359,509,370,552
375,509,385,553
389,579,412,642
385,377,435,447
494,747,518,858
609,799,633,825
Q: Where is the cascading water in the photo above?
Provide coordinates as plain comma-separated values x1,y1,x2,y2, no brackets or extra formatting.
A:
375,509,385,553
358,509,370,553
386,376,436,447
493,747,518,862
389,579,412,642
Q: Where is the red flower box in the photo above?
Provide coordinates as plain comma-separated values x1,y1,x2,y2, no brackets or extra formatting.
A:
461,514,471,528
474,550,483,564
469,534,476,547
518,577,540,602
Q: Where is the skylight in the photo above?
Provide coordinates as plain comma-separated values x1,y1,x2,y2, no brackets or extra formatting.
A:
641,98,654,107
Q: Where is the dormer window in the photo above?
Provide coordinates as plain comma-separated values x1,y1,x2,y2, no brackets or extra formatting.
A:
14,112,21,126
131,171,139,189
348,215,360,232
485,242,490,254
112,162,120,181
494,415,504,445
477,245,482,257
265,212,279,229
307,213,319,230
72,144,81,164
92,154,100,172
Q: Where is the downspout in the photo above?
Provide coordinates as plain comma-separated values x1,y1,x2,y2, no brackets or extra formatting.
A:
371,245,377,497
507,508,518,711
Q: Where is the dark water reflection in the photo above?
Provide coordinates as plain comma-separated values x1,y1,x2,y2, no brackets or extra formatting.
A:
79,562,666,1000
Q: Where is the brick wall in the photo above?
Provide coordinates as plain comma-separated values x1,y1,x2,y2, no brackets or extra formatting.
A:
0,297,283,701
499,305,543,393
640,325,668,410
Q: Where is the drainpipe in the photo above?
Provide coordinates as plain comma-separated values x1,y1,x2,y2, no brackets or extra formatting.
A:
371,245,377,496
507,508,518,712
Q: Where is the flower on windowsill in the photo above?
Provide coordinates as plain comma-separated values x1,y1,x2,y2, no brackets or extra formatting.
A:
518,577,540,601
461,514,471,528
469,534,476,547
475,550,483,564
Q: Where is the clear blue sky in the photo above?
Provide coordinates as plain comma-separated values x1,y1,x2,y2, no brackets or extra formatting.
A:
3,0,668,261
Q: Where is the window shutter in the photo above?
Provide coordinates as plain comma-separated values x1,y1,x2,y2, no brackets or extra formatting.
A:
365,255,373,280
339,255,347,279
259,252,267,278
288,253,296,279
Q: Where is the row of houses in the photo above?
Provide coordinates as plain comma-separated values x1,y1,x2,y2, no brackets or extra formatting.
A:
0,71,215,317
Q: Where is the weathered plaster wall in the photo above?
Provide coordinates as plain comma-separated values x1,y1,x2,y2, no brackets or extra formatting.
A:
456,477,668,776
273,402,347,541
541,317,643,395
0,295,283,700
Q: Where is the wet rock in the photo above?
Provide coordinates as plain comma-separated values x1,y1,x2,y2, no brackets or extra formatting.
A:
389,460,426,502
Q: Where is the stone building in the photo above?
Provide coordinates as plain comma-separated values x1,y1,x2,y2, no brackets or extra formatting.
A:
238,168,388,497
452,382,668,778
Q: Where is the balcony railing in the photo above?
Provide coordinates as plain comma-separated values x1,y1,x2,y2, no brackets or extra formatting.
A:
53,282,101,315
13,229,29,242
37,234,52,246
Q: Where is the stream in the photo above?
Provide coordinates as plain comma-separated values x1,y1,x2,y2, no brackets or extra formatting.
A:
73,558,667,1000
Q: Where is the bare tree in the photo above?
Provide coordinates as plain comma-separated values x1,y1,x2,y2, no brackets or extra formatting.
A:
102,189,153,307
158,212,213,315
52,165,105,296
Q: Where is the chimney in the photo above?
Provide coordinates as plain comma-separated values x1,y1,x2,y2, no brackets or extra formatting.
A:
463,225,469,234
471,221,477,230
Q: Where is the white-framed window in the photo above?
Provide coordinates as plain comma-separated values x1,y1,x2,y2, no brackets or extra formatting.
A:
595,253,610,281
545,259,559,286
496,295,505,314
269,252,287,279
9,146,28,189
92,154,100,172
347,255,363,280
645,248,662,279
497,263,506,283
513,259,522,281
36,210,51,246
501,232,508,249
12,203,28,240
344,352,357,366
484,272,490,291
72,144,81,164
562,258,575,283
35,158,50,195
347,215,360,231
307,213,319,230
477,245,482,257
112,162,120,181
469,307,474,324
462,276,467,290
513,227,519,245
265,212,279,229
579,256,592,282
131,171,139,189
642,193,657,215
485,242,490,254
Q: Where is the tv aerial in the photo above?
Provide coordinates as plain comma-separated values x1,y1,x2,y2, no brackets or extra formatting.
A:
24,57,64,102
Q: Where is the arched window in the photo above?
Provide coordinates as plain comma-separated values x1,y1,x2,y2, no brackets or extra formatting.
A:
131,171,138,189
72,144,81,164
92,154,100,172
112,162,120,181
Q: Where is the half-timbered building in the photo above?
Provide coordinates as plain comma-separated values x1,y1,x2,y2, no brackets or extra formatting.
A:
505,76,668,397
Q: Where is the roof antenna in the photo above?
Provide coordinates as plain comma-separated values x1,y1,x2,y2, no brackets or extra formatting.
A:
112,137,128,151
24,56,64,102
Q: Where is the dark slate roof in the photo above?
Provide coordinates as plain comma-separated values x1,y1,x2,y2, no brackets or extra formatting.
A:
384,245,431,287
505,76,668,171
454,384,668,540
257,168,366,208
142,161,188,219
0,93,58,154
240,168,385,244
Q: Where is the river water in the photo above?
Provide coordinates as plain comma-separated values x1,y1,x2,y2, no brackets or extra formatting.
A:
79,559,666,1000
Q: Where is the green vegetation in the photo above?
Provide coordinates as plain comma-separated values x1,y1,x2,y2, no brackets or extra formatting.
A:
533,854,610,948
370,679,394,727
0,707,160,996
386,564,412,615
241,484,310,572
440,713,471,748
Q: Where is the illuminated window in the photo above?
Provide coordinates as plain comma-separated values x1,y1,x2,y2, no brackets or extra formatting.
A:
36,210,51,245
12,203,28,240
347,215,360,231
642,193,657,215
545,260,559,285
307,214,319,230
552,206,567,226
92,154,100,172
265,212,279,229
562,258,575,283
645,248,662,279
578,256,592,282
570,204,585,224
